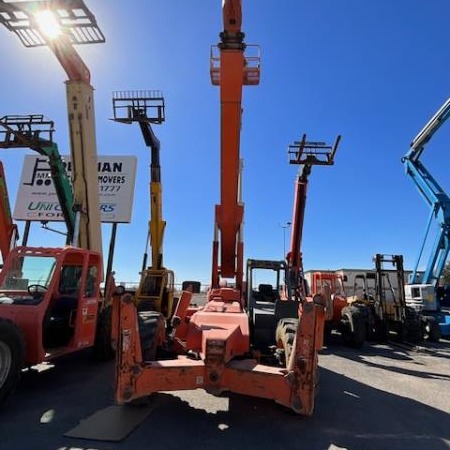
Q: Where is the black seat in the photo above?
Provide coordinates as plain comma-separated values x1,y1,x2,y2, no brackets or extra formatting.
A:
258,284,277,303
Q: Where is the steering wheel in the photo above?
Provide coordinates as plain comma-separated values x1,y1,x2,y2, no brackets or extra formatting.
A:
27,284,48,297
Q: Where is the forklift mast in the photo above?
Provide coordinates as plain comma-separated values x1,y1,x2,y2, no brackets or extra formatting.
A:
210,0,260,291
374,253,407,321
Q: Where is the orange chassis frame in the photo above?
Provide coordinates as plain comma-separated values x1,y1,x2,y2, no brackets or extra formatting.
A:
113,288,325,415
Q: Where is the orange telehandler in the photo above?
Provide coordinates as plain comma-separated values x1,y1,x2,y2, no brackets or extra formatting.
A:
0,0,113,407
285,134,339,300
114,0,326,415
284,135,370,349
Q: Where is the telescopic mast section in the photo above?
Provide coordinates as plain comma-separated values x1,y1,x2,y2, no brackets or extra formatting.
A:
402,98,450,285
112,91,166,272
0,0,105,256
0,115,77,243
287,134,340,297
210,0,260,290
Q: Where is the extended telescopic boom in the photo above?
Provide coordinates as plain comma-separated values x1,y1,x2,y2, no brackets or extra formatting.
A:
210,0,260,290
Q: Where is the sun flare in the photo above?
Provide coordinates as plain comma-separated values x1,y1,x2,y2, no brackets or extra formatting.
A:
35,10,61,39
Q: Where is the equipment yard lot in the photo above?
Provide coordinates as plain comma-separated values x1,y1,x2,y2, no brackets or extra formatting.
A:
0,338,449,450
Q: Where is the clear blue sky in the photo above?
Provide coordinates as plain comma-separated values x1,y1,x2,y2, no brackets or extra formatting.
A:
1,1,450,286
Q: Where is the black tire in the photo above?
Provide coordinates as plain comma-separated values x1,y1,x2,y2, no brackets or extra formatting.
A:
340,305,366,349
275,318,298,368
405,307,423,343
0,318,25,407
93,305,114,361
423,316,441,343
138,311,165,361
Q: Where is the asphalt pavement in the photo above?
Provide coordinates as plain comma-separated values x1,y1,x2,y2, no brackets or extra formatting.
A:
0,337,449,450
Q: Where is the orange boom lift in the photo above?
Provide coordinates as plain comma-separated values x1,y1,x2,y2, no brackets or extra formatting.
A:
114,0,326,415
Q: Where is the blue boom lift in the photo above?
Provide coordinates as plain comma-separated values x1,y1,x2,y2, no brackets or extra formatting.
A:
402,97,450,341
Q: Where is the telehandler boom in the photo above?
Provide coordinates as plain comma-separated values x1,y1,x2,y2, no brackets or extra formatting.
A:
111,91,175,318
0,115,76,243
286,134,340,299
284,134,369,348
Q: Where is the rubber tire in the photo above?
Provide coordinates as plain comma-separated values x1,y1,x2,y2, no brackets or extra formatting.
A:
405,307,423,343
93,305,115,361
0,318,25,407
138,311,165,361
340,305,366,349
275,318,298,368
423,317,441,343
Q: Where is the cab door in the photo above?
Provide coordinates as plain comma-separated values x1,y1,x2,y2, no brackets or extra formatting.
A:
73,255,101,348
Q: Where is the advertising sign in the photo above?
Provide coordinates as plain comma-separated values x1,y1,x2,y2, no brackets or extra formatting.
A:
13,155,137,223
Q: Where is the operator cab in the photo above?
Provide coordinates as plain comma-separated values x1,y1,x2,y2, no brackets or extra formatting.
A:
136,269,175,318
246,259,299,350
43,260,99,350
